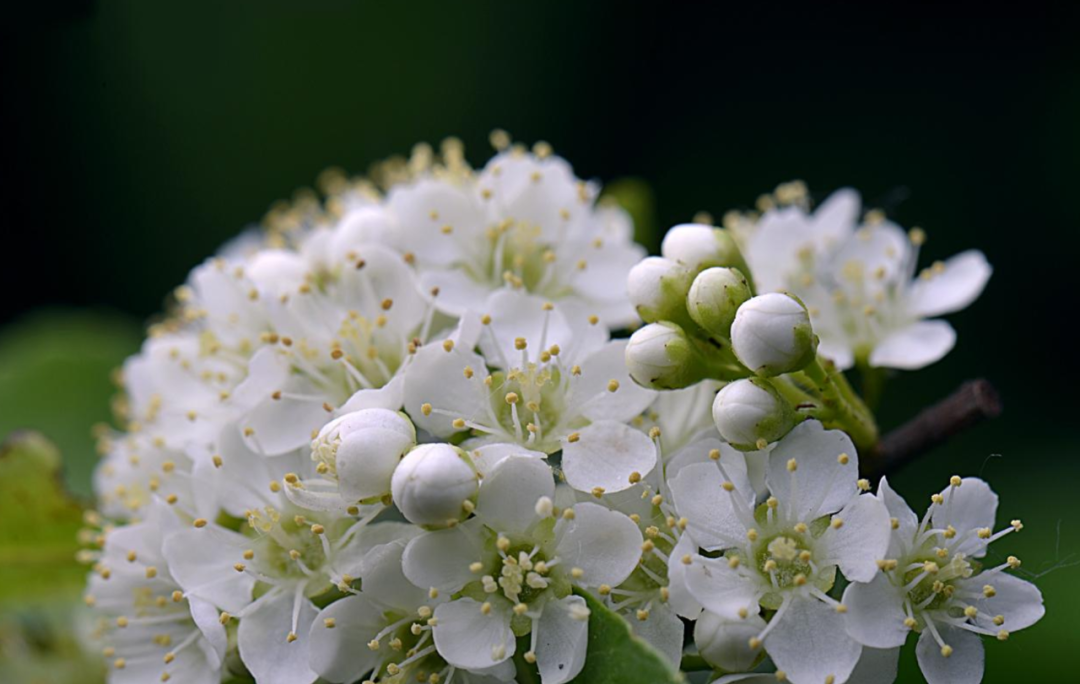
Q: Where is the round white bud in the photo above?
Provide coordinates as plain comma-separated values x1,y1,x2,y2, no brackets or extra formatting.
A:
687,267,752,338
730,293,817,376
694,610,767,672
391,443,479,527
711,378,796,451
661,223,746,271
627,256,694,325
311,408,416,503
625,322,704,390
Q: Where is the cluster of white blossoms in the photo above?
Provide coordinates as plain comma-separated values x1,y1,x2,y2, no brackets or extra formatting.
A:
83,142,1040,684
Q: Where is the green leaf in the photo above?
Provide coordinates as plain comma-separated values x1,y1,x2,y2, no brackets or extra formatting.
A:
0,432,87,606
0,309,142,496
514,590,684,683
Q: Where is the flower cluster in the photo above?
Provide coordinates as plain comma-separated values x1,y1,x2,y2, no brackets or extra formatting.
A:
82,142,1039,684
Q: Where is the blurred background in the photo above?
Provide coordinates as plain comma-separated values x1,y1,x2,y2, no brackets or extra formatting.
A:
2,1,1078,681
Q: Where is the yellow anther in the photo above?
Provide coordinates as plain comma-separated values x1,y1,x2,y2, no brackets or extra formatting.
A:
837,453,850,465
452,418,466,429
421,403,433,416
728,556,741,569
708,448,721,460
310,524,325,535
628,471,642,484
787,458,798,472
831,517,844,530
571,567,584,579
904,617,917,629
505,392,519,405
193,518,208,528
567,432,580,443
983,585,997,598
940,645,953,658
607,379,620,392
514,337,527,350
442,339,455,352
722,481,735,492
219,612,232,625
748,637,762,649
950,475,962,487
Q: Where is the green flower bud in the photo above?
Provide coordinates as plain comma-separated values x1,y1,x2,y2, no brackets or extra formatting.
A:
687,266,753,339
625,322,709,390
627,256,695,325
661,223,751,277
730,293,817,377
711,377,796,451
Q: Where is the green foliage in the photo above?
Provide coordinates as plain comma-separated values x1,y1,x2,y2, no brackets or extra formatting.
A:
0,432,104,683
0,309,142,496
516,590,683,683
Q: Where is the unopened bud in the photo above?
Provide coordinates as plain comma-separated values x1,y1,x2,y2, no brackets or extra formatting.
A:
661,223,749,274
730,293,817,376
311,408,416,502
625,322,707,390
711,378,796,451
391,443,478,527
687,267,753,338
627,256,695,325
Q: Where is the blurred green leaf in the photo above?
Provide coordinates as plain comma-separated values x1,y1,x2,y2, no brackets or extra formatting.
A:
0,309,142,496
560,589,682,684
602,177,659,253
0,432,86,606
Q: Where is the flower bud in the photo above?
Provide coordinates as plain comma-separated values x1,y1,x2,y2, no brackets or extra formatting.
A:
694,609,767,672
687,267,752,338
627,256,694,324
711,378,796,451
625,322,706,390
311,408,416,503
730,292,817,376
661,223,746,272
391,443,479,527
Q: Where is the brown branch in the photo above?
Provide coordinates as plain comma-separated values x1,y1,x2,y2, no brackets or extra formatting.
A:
868,379,1003,479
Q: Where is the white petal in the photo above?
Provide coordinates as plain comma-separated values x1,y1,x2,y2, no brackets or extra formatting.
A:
339,374,405,413
189,596,228,667
561,420,656,494
669,462,753,552
930,477,998,547
402,519,488,595
908,250,992,318
163,526,255,614
666,533,703,619
420,269,497,317
238,590,319,684
683,559,760,621
811,188,860,247
432,598,515,671
694,609,767,672
767,420,859,520
765,598,862,684
572,340,656,422
403,343,490,437
353,540,430,612
821,493,891,582
631,602,684,667
388,179,483,266
470,443,547,477
477,455,553,536
477,290,572,369
845,646,900,684
869,320,956,370
968,572,1044,632
915,624,984,684
535,595,590,684
816,337,855,371
307,595,385,683
571,241,647,305
877,477,918,558
557,502,643,588
240,378,332,455
842,572,910,649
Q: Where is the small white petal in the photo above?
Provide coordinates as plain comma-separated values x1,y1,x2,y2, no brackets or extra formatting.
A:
535,595,590,684
842,572,910,649
908,250,992,318
477,455,554,536
432,598,515,671
561,420,656,494
821,493,891,582
669,462,753,552
307,595,385,683
968,572,1044,632
869,320,956,370
238,590,319,684
765,597,861,684
767,420,859,520
915,624,984,684
556,502,643,588
402,519,487,595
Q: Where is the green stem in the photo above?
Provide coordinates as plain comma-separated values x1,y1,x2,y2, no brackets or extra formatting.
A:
800,357,878,451
858,362,887,411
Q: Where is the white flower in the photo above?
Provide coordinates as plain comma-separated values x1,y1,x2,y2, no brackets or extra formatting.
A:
711,378,796,451
669,421,891,684
386,147,645,328
710,646,900,684
739,189,991,370
305,527,517,684
400,454,643,683
730,293,817,377
392,443,480,527
403,291,655,493
842,476,1044,684
83,502,227,684
162,497,394,684
93,431,195,518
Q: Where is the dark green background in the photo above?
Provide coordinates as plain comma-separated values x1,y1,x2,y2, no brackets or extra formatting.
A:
2,2,1078,682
